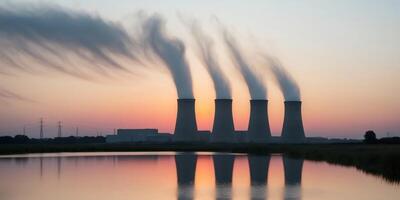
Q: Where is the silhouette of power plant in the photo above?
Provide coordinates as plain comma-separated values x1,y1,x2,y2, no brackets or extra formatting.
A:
248,100,272,143
107,99,306,144
174,99,198,142
211,99,235,143
282,101,306,141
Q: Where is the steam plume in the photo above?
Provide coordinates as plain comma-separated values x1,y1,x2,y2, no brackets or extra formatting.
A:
222,29,266,100
0,88,34,103
0,4,136,79
188,21,231,99
266,56,300,101
140,15,194,99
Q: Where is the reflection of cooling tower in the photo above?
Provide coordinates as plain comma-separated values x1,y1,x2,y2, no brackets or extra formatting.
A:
211,99,235,143
283,157,303,185
281,101,305,141
213,154,235,184
248,100,271,143
175,154,197,185
283,156,303,200
213,154,234,200
174,99,198,141
248,155,270,185
175,153,197,200
249,155,269,200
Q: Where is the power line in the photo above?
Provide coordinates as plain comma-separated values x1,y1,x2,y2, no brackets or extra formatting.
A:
57,121,62,137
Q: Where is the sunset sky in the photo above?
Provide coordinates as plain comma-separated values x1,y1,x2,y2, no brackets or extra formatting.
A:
0,0,399,138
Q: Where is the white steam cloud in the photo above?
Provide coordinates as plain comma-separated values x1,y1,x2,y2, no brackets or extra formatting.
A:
187,20,231,99
222,29,267,100
140,14,194,99
0,4,137,79
0,87,34,103
266,56,300,101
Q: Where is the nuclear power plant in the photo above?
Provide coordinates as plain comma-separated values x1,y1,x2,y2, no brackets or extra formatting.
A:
107,99,307,144
173,99,198,142
247,100,272,143
281,101,306,141
211,99,235,143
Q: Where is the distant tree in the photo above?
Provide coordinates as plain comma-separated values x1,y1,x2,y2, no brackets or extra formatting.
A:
0,136,14,144
364,130,378,144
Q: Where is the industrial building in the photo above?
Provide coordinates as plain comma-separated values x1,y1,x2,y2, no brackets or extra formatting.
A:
106,129,172,143
107,99,308,144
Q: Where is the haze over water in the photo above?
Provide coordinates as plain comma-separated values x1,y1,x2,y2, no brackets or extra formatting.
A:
0,152,399,200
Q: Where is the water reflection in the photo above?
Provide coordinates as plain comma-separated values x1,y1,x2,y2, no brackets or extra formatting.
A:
57,157,62,179
1,152,398,200
39,156,43,178
283,156,304,200
249,155,271,200
213,153,235,199
173,153,303,200
175,153,197,200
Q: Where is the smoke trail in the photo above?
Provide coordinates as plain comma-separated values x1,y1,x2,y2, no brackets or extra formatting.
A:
140,14,194,99
0,4,136,79
187,21,231,99
0,88,34,103
266,56,300,101
222,29,266,100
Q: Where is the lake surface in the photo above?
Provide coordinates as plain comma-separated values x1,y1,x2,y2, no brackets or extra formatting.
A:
0,152,399,200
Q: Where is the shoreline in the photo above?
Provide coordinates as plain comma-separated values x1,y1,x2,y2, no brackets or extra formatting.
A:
1,143,399,183
1,143,399,155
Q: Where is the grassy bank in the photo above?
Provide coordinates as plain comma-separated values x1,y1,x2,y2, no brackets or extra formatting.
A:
281,144,400,183
0,143,399,183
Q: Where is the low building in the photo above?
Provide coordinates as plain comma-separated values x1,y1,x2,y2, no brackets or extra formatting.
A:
234,130,247,143
197,130,211,142
106,129,169,143
146,133,173,143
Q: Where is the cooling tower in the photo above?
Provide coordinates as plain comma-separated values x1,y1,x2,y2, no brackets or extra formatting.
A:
281,101,305,141
211,99,235,143
174,99,198,142
247,100,271,143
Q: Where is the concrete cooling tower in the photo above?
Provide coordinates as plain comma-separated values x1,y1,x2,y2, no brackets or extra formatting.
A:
174,99,198,142
281,101,305,141
247,100,272,143
211,99,235,143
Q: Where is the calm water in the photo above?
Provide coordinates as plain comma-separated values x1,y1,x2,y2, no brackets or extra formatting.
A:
0,152,399,200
